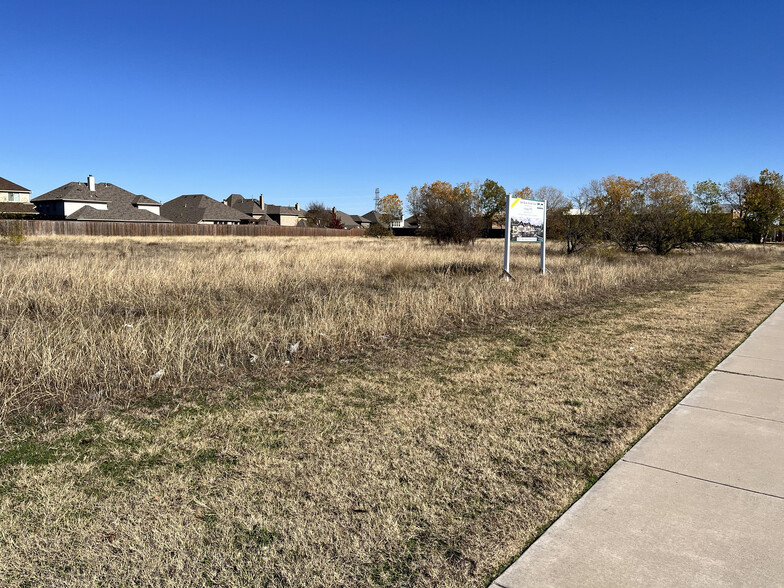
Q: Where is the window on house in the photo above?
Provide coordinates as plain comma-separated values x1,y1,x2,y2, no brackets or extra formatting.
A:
9,193,19,202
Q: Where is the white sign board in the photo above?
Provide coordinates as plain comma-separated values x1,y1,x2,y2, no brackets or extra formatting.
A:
502,196,547,279
510,198,545,243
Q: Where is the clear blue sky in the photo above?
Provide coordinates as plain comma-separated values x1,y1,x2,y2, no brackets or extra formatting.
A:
3,0,782,213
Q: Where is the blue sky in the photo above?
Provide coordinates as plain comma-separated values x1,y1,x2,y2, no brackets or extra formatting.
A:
3,0,782,213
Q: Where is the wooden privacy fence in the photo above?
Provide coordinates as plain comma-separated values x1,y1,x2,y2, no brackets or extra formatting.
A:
0,219,365,238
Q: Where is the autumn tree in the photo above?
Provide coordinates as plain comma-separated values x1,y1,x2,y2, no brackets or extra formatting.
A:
364,193,401,238
305,201,331,227
377,193,403,225
587,176,645,252
327,209,345,229
638,172,693,254
417,181,482,244
510,187,533,201
744,169,784,242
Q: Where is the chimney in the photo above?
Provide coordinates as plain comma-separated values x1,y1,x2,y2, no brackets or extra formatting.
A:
332,206,336,214
295,202,300,211
259,194,265,210
87,175,95,192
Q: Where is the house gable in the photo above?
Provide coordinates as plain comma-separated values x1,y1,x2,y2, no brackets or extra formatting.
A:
32,176,170,222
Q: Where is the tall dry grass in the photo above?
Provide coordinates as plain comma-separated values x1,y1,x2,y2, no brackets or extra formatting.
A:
0,236,778,420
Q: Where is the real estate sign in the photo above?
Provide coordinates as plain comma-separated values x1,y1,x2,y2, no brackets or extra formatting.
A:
510,198,545,243
502,196,547,279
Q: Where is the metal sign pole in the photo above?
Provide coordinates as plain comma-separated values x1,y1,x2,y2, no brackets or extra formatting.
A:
502,193,513,281
540,200,547,274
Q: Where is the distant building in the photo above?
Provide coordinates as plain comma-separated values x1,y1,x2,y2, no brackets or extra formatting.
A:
0,176,36,218
266,202,307,227
363,209,411,229
31,175,170,222
330,207,364,229
162,194,253,225
351,214,372,229
223,194,276,225
404,215,419,228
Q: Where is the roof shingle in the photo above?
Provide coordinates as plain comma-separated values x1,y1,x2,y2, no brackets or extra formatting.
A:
33,181,170,222
161,194,253,224
266,204,306,217
225,194,266,216
0,202,37,216
0,177,31,193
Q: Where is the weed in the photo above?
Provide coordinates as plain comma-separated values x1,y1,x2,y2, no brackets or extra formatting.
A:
0,439,58,467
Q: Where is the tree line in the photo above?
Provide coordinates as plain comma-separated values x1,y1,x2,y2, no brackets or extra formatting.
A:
391,170,783,253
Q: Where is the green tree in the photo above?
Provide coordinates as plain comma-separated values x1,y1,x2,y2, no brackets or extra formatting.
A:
476,179,507,232
692,179,731,243
693,179,723,213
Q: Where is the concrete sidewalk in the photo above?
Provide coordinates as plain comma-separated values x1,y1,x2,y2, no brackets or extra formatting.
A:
492,302,784,588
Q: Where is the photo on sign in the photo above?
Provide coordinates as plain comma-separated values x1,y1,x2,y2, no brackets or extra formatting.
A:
510,198,545,242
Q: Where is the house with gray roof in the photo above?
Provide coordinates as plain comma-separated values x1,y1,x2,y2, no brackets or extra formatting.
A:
0,176,36,218
31,175,170,222
223,194,276,225
162,194,253,225
351,214,372,229
363,209,410,229
265,203,307,227
328,208,365,229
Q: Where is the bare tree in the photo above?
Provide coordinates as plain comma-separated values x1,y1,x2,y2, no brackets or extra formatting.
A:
534,186,571,241
533,186,570,209
305,201,331,227
562,183,600,254
723,174,752,217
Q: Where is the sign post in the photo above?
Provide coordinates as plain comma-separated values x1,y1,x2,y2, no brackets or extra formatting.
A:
540,200,547,274
503,196,547,278
502,194,513,281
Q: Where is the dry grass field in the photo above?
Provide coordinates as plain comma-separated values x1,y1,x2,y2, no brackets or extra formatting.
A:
1,236,783,586
0,236,779,422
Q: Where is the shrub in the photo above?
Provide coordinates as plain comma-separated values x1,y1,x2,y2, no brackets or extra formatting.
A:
1,220,26,246
365,223,393,238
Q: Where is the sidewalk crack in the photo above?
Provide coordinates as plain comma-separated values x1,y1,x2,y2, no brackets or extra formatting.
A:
733,353,784,364
621,459,784,501
677,402,784,425
713,369,784,382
